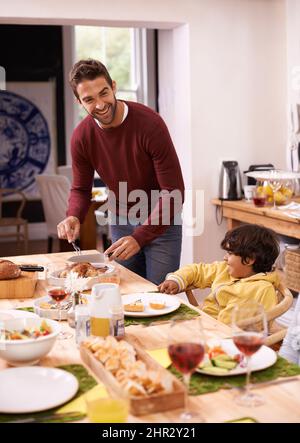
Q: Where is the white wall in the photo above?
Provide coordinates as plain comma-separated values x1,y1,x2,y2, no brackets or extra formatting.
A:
189,0,287,263
0,0,287,263
286,0,300,171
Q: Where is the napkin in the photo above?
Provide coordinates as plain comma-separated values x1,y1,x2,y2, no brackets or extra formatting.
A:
147,348,171,368
56,383,108,415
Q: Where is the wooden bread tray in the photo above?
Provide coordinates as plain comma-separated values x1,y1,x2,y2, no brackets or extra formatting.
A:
0,271,38,299
80,335,185,416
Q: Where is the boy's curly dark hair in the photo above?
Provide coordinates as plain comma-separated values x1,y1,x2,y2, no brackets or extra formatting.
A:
220,224,280,273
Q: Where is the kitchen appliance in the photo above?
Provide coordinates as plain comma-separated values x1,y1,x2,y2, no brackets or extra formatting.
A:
219,161,243,200
244,164,274,185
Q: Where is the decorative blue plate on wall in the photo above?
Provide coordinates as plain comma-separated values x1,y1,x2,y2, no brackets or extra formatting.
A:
0,90,50,192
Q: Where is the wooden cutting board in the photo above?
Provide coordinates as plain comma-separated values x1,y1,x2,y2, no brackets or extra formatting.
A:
0,271,38,299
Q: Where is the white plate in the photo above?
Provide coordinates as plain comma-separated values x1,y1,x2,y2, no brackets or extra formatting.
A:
33,296,70,321
196,338,277,377
245,170,300,180
122,293,181,317
0,367,79,413
67,253,105,264
0,309,38,322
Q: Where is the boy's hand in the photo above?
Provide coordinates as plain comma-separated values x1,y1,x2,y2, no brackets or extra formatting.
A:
158,280,180,295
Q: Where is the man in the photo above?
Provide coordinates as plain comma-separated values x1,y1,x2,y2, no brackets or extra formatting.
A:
57,59,184,284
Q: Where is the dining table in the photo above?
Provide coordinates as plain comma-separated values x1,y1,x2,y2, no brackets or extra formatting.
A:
1,250,300,423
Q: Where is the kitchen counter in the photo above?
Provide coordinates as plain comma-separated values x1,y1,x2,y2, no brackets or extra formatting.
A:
212,198,300,239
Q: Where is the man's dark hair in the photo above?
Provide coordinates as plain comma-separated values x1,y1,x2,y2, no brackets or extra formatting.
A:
220,224,280,273
69,59,113,100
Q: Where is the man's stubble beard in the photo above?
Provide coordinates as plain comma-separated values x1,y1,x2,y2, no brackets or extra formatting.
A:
89,95,118,126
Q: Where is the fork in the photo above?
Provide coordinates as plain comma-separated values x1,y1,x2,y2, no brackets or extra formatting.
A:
71,241,81,255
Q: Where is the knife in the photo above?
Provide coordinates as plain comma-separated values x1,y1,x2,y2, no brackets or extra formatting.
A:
5,411,85,423
19,266,44,272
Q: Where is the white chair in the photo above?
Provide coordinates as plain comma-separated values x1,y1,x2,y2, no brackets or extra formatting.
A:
35,175,71,252
57,165,73,184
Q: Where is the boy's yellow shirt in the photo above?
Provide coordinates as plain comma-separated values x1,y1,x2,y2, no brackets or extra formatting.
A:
167,261,280,325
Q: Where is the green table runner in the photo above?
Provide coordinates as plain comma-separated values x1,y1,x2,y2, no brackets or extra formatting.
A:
0,364,97,423
169,356,300,395
17,304,200,327
124,303,200,326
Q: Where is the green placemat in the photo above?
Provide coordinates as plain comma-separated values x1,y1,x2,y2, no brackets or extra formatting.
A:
124,303,200,326
17,304,200,327
0,364,97,423
169,356,300,395
16,307,35,313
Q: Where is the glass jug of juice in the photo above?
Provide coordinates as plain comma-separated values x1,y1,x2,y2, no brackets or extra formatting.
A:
89,283,122,337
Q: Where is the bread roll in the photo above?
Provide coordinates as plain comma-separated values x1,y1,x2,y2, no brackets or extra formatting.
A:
124,302,144,312
0,260,21,280
149,301,166,310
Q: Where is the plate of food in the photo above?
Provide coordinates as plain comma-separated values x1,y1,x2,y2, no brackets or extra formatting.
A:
33,295,72,320
122,293,181,317
196,339,277,376
47,262,117,289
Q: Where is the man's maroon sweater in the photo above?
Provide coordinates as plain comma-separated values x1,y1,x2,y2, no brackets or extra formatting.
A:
67,101,184,248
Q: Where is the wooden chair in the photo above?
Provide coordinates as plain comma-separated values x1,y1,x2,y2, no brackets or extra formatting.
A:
0,188,28,253
185,284,294,348
185,288,199,307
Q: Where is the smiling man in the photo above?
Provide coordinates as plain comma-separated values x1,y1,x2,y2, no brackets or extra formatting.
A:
57,59,184,285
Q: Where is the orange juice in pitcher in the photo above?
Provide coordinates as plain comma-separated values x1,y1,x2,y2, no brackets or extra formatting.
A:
89,283,122,337
90,317,110,337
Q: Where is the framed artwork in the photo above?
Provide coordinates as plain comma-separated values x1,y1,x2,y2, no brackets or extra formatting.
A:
0,81,56,199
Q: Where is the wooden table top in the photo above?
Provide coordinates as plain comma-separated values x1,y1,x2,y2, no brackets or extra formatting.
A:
1,250,300,423
212,197,300,223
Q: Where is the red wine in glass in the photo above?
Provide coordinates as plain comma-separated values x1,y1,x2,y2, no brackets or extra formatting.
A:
253,196,266,207
168,342,205,374
233,333,264,357
48,288,68,303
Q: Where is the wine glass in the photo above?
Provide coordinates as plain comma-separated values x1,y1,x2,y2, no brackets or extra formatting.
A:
168,318,205,422
46,263,72,340
268,171,282,209
232,302,267,407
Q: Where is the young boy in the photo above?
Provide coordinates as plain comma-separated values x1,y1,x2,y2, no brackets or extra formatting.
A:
158,224,280,324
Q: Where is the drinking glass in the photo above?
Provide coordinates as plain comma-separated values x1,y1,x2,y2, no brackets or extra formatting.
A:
168,318,205,422
252,188,267,207
268,171,282,209
232,302,267,407
46,262,72,340
85,388,129,423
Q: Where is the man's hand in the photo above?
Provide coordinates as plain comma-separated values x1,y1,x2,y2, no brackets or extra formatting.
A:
105,236,141,261
57,216,80,243
158,280,180,295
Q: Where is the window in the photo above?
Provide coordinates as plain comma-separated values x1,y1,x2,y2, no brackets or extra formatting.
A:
74,26,155,122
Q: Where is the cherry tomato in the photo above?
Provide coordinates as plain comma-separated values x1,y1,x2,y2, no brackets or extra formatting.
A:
208,346,226,359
